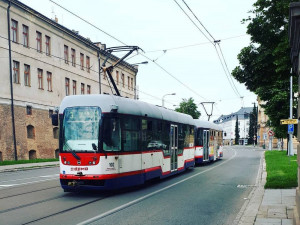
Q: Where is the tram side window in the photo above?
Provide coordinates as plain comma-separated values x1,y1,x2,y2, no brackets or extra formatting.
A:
121,117,139,152
183,125,190,148
162,122,170,155
102,117,121,151
178,124,184,154
196,129,203,146
189,126,195,147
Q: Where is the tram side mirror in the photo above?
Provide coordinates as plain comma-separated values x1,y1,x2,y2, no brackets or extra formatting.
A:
52,113,58,126
224,132,227,137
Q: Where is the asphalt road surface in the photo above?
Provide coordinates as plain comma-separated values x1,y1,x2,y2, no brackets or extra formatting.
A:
0,146,263,225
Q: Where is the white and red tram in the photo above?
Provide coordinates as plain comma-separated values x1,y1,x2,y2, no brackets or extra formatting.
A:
54,94,196,191
194,120,223,164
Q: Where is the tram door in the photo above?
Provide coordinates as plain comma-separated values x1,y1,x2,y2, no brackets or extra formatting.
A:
170,124,178,172
203,130,209,161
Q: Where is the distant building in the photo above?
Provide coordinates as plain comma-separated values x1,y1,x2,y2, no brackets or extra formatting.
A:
0,0,138,161
214,107,252,145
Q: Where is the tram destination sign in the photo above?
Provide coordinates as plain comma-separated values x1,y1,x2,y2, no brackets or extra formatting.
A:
280,119,298,125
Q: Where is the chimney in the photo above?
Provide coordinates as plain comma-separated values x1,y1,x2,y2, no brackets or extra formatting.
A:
55,15,58,23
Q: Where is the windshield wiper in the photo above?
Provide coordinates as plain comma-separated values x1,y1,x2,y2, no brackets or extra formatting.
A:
64,140,81,160
71,149,81,160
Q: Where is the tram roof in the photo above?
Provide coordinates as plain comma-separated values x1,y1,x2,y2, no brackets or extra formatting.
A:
194,119,223,131
59,94,194,125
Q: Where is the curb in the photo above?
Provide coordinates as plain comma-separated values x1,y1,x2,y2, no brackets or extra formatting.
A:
0,163,59,173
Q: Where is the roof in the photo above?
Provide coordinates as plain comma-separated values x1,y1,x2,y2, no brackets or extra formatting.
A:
213,107,253,124
194,120,222,131
59,94,195,125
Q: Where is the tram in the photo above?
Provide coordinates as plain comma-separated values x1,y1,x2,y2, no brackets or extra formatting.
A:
194,120,223,164
52,94,196,191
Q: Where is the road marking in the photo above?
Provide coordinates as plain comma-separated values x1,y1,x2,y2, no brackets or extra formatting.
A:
0,177,58,189
0,174,59,184
77,149,237,225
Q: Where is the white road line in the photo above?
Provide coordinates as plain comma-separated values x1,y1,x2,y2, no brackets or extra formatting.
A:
77,149,237,225
0,174,59,184
0,177,58,189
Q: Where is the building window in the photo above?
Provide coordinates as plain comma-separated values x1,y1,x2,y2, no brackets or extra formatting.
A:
87,85,91,94
13,61,20,84
36,31,42,52
81,83,85,94
131,78,134,91
55,149,59,159
0,152,2,162
71,48,76,67
27,125,35,139
128,76,130,89
53,127,59,139
72,80,77,95
29,150,36,159
64,45,69,63
116,71,119,85
26,106,32,115
86,56,90,72
47,72,52,91
11,19,18,43
121,73,125,87
24,64,30,86
80,53,84,70
22,25,28,47
65,78,70,96
49,109,53,118
45,35,51,55
38,69,43,89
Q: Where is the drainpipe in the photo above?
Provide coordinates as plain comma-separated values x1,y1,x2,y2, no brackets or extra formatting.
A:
98,50,101,94
7,0,18,160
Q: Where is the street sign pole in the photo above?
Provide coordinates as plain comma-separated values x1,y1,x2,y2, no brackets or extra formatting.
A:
289,73,294,156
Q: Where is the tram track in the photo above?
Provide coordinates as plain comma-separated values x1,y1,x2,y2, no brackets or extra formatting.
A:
20,194,112,225
0,185,60,200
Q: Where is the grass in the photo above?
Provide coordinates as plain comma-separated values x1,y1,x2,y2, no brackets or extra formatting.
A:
265,150,298,189
0,158,59,166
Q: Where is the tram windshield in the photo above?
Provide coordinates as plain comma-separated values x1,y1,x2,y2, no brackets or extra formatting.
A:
62,106,101,152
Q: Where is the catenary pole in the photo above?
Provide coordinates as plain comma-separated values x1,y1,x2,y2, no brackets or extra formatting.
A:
289,72,294,155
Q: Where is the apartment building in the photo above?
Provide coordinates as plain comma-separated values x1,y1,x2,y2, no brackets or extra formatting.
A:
0,0,138,161
214,107,252,145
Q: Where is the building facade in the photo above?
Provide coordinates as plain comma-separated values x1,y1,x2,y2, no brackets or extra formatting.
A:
0,0,138,161
214,107,252,145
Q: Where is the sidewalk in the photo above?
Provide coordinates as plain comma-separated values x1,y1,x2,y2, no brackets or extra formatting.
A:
0,161,59,173
236,150,296,225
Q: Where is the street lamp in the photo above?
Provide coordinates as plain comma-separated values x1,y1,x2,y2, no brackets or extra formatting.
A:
162,93,176,107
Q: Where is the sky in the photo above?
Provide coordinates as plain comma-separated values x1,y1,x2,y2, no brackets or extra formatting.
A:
19,0,257,121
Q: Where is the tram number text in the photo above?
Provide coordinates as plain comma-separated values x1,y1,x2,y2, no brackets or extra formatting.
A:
109,162,115,168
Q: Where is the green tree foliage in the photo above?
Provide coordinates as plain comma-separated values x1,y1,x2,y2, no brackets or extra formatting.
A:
235,116,240,145
232,0,297,138
248,105,258,145
175,97,201,119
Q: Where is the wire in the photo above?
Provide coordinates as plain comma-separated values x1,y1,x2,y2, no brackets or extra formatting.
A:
174,0,242,98
49,0,127,46
146,34,247,53
181,0,215,41
173,0,214,45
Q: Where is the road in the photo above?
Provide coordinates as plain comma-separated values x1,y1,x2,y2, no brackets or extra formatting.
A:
0,146,263,225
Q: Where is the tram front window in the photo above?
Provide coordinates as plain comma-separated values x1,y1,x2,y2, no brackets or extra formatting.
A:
63,107,101,152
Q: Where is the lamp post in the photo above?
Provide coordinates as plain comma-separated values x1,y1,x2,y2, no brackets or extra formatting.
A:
162,93,176,107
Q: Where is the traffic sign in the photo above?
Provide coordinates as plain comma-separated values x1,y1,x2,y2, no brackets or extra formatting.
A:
280,119,298,124
268,130,274,136
288,124,294,134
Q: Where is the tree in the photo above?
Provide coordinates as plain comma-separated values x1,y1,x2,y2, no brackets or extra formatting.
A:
248,105,258,145
231,0,297,138
235,116,240,145
175,97,201,119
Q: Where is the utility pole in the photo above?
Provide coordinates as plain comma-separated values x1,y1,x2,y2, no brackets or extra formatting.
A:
288,71,294,155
